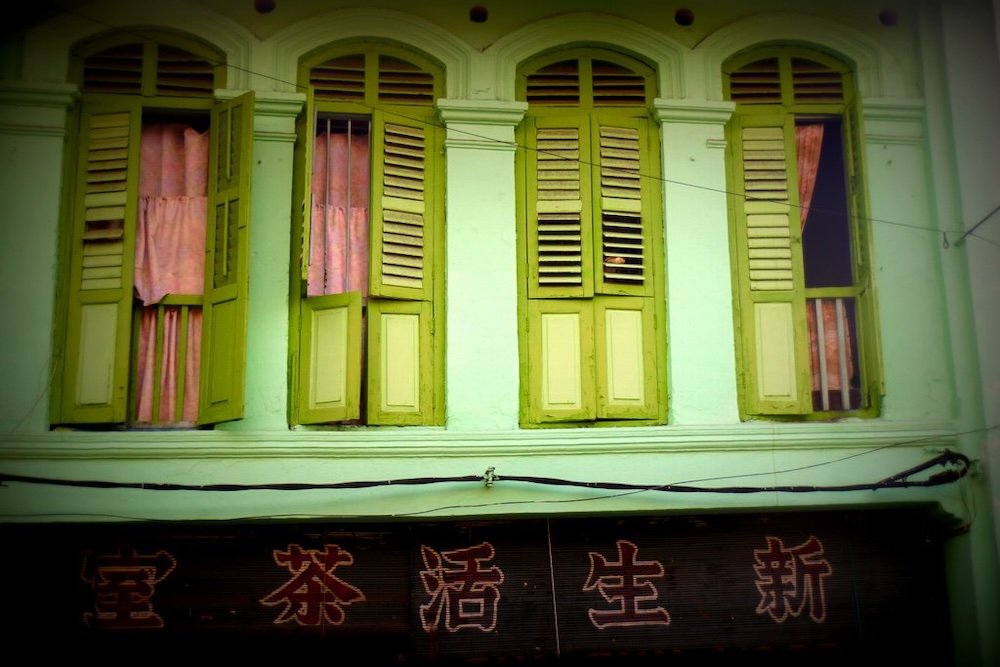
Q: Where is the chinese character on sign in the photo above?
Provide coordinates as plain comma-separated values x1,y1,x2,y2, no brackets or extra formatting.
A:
260,544,366,626
81,546,177,629
419,542,505,633
753,535,832,623
583,539,671,629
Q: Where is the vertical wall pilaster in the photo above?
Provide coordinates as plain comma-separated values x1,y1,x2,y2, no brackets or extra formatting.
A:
654,99,739,425
437,99,527,430
0,82,77,433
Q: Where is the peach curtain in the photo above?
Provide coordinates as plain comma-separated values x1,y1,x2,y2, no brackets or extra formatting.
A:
307,130,370,297
796,123,854,395
134,124,209,423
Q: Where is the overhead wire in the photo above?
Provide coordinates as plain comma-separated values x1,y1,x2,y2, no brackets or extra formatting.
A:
49,8,999,246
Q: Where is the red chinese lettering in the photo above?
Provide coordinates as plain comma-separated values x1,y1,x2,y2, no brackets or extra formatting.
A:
260,544,366,626
81,546,177,629
419,542,505,633
753,535,833,623
583,540,671,628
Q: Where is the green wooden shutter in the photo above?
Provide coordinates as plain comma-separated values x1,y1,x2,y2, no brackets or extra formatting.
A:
845,102,883,408
526,298,596,423
525,115,594,299
366,110,438,425
199,91,254,424
367,299,433,425
58,98,142,424
298,291,363,423
595,295,658,419
369,110,433,300
731,111,811,415
593,115,652,297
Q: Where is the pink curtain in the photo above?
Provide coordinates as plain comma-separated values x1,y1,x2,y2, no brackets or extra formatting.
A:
134,124,209,424
795,124,824,230
307,130,370,297
796,123,854,395
806,301,854,392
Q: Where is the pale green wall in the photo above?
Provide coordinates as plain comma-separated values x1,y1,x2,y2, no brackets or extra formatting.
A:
0,1,997,663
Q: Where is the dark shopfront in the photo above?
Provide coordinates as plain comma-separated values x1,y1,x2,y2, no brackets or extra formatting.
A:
2,508,952,664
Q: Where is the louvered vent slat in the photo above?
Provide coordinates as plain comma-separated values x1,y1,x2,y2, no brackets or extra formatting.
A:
526,60,580,105
729,58,781,104
742,126,794,291
311,55,366,102
792,58,844,103
83,44,144,94
378,55,435,105
535,127,583,287
80,112,130,290
592,60,646,105
381,124,426,289
156,46,215,97
599,126,643,284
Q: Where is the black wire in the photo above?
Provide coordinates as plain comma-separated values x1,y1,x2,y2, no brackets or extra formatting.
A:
0,450,970,496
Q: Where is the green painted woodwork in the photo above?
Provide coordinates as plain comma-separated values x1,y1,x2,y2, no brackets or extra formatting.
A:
369,110,434,301
725,46,880,418
367,299,434,425
198,91,254,424
291,46,444,426
59,98,143,424
595,296,658,419
298,291,362,423
728,110,812,415
518,50,664,426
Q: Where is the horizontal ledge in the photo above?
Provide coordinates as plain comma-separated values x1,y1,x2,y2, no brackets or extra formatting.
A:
0,420,960,461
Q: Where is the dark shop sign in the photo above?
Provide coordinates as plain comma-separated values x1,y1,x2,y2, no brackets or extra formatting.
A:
3,509,949,660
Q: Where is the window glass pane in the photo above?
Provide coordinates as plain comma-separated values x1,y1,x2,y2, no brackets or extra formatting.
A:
799,118,853,288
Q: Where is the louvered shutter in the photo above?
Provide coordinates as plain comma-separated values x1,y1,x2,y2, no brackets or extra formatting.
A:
367,110,437,425
594,116,652,297
199,92,254,424
369,110,433,300
58,98,142,423
732,112,811,415
525,115,594,299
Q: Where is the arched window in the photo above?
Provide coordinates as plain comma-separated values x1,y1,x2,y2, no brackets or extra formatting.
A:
724,46,881,417
53,32,252,427
516,48,666,425
290,44,445,426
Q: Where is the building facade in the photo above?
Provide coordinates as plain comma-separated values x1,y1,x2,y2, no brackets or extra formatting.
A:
1,1,998,663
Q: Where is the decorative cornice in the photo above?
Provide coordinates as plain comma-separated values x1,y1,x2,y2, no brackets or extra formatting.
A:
861,98,925,145
0,82,78,137
437,99,528,126
652,98,735,125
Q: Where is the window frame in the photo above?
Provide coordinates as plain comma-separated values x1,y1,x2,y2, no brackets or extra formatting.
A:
515,47,667,428
723,45,883,420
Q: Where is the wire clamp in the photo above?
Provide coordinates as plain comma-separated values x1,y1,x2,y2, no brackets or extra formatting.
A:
483,466,497,488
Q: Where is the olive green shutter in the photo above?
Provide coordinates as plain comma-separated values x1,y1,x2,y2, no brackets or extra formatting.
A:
369,110,433,300
845,102,883,408
593,116,659,419
199,91,254,424
525,114,660,422
525,115,594,299
299,291,363,423
526,298,596,423
59,98,142,423
365,111,436,425
731,111,812,415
